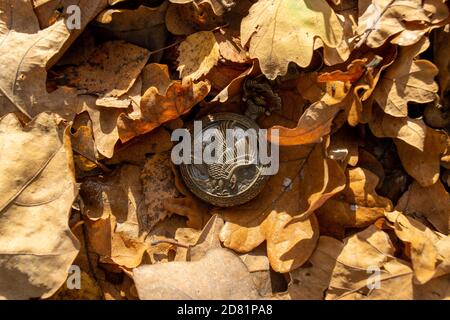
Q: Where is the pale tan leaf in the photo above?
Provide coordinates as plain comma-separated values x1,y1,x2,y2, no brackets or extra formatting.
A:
385,211,450,284
241,0,344,79
0,0,107,120
81,165,150,268
133,248,261,299
94,3,168,54
0,113,79,299
289,226,417,300
356,0,448,48
317,167,392,238
369,106,427,151
374,38,439,117
177,31,220,81
397,180,450,235
395,127,447,187
169,0,236,16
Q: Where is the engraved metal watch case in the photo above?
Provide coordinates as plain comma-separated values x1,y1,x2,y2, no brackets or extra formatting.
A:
179,113,270,207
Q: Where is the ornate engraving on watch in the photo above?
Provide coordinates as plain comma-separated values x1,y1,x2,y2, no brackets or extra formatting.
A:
179,113,270,207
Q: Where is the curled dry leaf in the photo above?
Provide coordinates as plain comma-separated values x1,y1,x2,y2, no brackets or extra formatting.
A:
217,143,346,272
170,0,236,16
318,59,368,84
117,79,210,142
80,165,149,268
63,41,150,107
356,0,449,48
288,225,448,300
211,62,257,103
0,0,107,120
374,38,439,118
94,3,168,56
71,117,99,164
82,101,122,158
240,0,344,79
316,47,397,126
133,248,261,299
385,211,450,284
177,31,220,81
397,180,450,235
269,101,341,146
395,127,447,187
369,105,427,151
317,167,393,238
0,113,79,299
165,2,224,36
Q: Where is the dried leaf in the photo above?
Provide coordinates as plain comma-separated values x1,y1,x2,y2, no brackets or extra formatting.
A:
177,31,220,81
105,127,173,166
218,143,346,272
289,226,417,300
0,0,107,120
369,105,427,151
356,0,448,48
397,180,450,235
317,167,393,238
395,127,447,186
269,102,341,146
118,80,210,142
83,102,122,158
188,214,224,261
80,165,151,268
133,248,261,299
318,59,368,83
241,0,344,79
0,113,79,299
63,41,150,106
170,0,236,16
166,3,224,36
94,3,168,55
374,38,439,117
140,152,180,230
385,211,450,284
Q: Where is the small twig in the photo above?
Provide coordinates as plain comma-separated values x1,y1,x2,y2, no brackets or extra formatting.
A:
148,24,229,56
72,146,112,173
354,0,396,49
129,95,140,109
150,239,190,249
148,40,184,56
70,220,84,232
